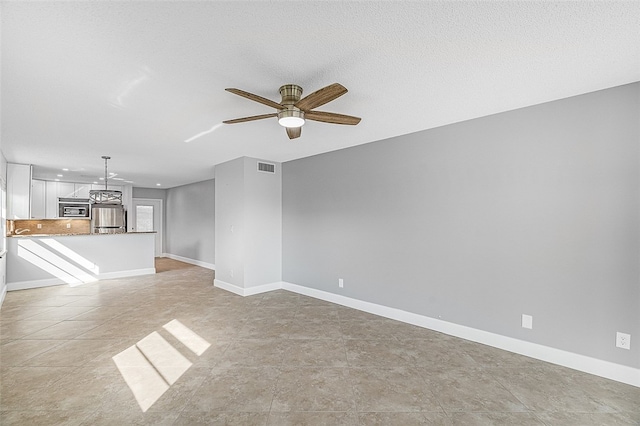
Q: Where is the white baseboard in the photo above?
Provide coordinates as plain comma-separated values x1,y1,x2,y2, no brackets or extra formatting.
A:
213,279,282,297
7,268,156,292
280,282,639,388
163,253,215,270
98,268,156,281
213,279,639,388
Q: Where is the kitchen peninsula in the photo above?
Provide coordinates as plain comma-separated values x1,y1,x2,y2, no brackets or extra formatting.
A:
6,219,155,291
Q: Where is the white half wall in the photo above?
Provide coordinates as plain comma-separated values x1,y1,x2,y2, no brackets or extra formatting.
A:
6,233,156,290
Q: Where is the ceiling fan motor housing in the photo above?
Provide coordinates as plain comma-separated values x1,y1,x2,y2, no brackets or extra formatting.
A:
279,84,303,104
278,85,305,127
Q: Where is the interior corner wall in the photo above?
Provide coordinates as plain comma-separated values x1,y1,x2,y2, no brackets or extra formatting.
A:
165,179,215,265
282,82,640,369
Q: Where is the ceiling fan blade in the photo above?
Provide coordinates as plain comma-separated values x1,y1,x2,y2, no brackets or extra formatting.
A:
223,113,277,124
305,110,361,125
286,127,301,139
295,83,347,111
225,88,284,110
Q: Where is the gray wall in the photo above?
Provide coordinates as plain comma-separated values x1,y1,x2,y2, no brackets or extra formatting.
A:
282,82,639,368
165,179,215,264
215,157,282,288
132,187,167,252
132,187,167,202
243,157,282,287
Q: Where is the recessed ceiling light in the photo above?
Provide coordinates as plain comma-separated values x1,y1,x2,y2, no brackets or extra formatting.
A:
57,174,63,177
124,180,134,183
99,177,104,180
156,183,161,186
62,168,69,171
55,179,60,182
93,181,98,184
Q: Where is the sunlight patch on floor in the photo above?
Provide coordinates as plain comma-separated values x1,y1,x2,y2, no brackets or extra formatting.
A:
112,320,210,412
163,319,211,356
136,331,192,385
112,346,169,412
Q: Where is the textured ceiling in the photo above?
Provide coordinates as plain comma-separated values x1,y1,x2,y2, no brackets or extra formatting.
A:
2,1,639,188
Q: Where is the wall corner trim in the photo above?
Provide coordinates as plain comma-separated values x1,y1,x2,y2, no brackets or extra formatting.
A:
163,253,215,270
213,279,282,297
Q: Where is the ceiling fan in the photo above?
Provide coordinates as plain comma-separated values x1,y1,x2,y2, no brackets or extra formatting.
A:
223,83,361,139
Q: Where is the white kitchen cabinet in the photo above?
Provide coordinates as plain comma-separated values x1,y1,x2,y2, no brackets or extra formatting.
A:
74,183,90,198
45,181,58,218
56,182,76,199
55,182,91,199
42,181,92,218
7,163,32,219
31,179,46,218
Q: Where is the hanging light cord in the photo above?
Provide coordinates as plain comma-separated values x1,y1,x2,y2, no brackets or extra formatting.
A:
102,155,111,190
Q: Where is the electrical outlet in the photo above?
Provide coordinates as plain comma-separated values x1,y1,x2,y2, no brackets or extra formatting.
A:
66,223,71,229
522,314,533,329
338,278,344,288
616,332,631,350
37,224,42,229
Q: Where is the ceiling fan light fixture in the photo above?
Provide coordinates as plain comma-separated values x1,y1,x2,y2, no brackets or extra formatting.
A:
278,109,305,128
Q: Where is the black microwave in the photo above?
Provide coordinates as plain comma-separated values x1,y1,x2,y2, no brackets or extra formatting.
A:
58,198,90,218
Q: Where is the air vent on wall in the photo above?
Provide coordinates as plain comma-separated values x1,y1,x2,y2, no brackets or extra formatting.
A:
257,162,275,174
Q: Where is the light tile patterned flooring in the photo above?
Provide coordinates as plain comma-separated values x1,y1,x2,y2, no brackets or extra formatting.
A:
1,258,638,425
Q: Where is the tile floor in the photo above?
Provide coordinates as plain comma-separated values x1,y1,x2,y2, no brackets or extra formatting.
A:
1,258,638,425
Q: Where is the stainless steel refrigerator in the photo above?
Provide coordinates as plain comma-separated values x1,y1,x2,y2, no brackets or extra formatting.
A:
91,204,126,234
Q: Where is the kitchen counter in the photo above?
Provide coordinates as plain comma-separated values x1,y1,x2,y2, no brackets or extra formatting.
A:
6,232,156,291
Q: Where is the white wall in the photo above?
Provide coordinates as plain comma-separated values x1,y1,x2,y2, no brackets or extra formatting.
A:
0,151,7,306
6,233,155,290
215,157,246,287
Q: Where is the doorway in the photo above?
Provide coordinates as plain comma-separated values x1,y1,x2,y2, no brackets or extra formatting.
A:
131,198,163,257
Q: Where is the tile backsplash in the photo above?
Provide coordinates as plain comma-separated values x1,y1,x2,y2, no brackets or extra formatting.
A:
7,219,90,236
